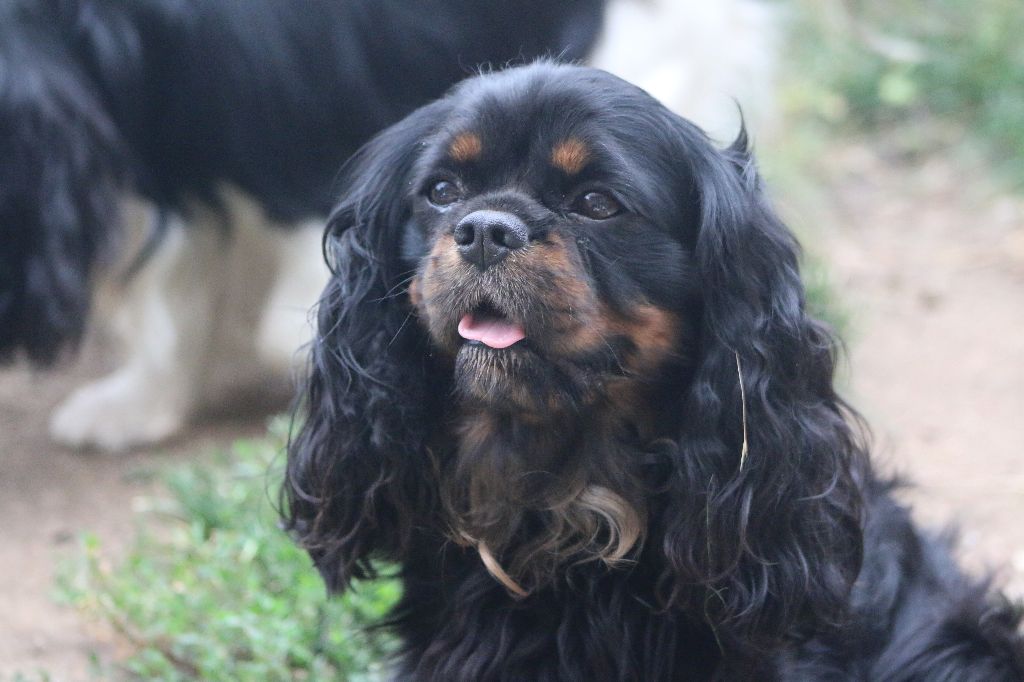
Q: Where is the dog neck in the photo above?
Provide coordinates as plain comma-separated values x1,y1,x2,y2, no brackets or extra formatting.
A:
442,394,656,596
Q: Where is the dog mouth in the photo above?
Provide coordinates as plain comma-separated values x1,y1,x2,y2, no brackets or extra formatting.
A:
456,301,526,350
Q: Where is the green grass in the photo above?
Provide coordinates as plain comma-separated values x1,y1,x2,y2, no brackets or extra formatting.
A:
57,422,400,681
785,0,1024,188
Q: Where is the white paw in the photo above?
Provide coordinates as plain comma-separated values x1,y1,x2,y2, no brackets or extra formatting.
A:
49,369,189,452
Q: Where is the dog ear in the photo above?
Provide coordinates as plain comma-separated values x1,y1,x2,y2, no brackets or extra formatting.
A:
0,35,124,364
283,100,450,592
658,126,867,655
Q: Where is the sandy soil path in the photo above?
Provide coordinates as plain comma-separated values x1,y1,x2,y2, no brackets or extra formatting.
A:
0,337,278,679
810,141,1024,595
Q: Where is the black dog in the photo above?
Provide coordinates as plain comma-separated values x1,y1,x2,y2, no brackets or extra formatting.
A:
284,63,1024,679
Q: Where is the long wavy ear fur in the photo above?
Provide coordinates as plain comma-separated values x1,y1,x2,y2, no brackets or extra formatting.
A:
658,124,868,655
283,101,450,592
0,19,124,364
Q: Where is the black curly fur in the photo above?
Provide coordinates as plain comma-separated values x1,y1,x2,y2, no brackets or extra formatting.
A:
284,63,1024,680
0,0,605,363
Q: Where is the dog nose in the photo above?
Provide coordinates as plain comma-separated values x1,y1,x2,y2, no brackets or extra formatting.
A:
453,210,528,271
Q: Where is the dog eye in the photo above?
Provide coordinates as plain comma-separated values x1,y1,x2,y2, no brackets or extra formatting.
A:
428,180,462,206
574,191,621,220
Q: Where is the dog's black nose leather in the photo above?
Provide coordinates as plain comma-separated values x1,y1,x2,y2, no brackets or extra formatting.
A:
453,210,528,271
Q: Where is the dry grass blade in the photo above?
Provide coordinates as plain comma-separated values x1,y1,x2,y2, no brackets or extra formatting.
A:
735,351,749,471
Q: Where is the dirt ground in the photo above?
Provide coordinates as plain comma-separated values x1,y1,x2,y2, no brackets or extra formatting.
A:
0,335,283,679
1,138,1022,679
810,139,1024,593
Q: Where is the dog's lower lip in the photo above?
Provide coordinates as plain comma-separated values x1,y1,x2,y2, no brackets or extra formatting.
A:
461,338,527,350
460,337,533,352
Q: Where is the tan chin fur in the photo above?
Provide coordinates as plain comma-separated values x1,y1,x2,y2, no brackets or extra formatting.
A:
576,485,644,564
453,483,645,598
477,541,530,598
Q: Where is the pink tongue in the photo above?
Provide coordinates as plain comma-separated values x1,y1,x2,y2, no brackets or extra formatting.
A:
458,314,526,349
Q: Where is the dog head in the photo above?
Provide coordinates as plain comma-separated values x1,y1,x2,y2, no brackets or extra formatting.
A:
286,62,866,654
403,71,700,416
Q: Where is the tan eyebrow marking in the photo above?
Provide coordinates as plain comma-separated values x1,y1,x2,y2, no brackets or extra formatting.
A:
551,138,590,175
449,132,483,162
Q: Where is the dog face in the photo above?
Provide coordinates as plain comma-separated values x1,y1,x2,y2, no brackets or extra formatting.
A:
404,69,704,414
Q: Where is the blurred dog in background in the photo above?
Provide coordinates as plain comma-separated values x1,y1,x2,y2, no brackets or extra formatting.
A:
0,0,605,450
592,0,780,142
0,0,778,451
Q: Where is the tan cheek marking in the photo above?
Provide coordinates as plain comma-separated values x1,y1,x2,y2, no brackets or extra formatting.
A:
449,132,482,163
509,233,682,370
565,303,681,370
420,234,460,302
551,138,590,175
611,304,682,373
517,232,605,351
527,233,592,304
604,305,684,428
